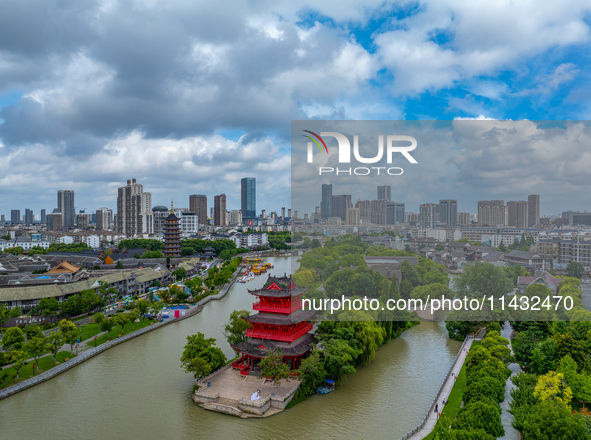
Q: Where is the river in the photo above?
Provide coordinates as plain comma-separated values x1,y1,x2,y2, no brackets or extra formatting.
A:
0,257,461,439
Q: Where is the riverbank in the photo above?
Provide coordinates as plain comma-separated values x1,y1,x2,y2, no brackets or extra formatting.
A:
0,263,245,401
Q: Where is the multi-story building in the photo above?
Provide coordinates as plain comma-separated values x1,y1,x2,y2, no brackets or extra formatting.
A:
10,209,20,225
24,209,34,225
76,213,89,230
180,212,199,234
57,190,75,229
189,194,207,226
229,210,243,226
567,212,591,226
321,184,332,220
241,177,256,221
457,212,470,226
346,208,361,225
527,194,540,227
507,200,528,227
377,185,391,201
40,209,46,225
419,203,437,229
214,194,227,226
115,178,153,237
47,212,62,232
331,194,352,222
439,200,457,226
96,208,113,230
477,200,507,226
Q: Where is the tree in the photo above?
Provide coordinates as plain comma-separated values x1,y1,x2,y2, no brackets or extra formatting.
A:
173,267,187,280
534,371,573,408
180,333,227,379
452,400,504,437
25,335,48,375
453,262,513,299
47,333,63,367
38,297,59,316
100,318,116,340
558,355,591,408
128,310,140,329
259,348,291,387
115,261,123,269
113,313,129,335
520,401,589,440
58,319,79,354
159,289,171,304
136,300,150,322
2,327,25,352
94,312,105,326
297,350,327,396
224,310,252,349
10,350,28,382
566,261,585,279
23,324,43,341
0,304,8,326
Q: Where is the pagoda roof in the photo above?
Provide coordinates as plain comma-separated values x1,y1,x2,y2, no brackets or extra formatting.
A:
248,274,308,297
243,309,316,325
232,333,315,358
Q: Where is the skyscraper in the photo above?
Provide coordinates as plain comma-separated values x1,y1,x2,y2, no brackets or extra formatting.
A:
24,209,34,225
96,208,113,230
10,209,20,225
189,194,208,226
40,209,46,225
528,195,540,227
507,201,528,227
57,190,75,228
419,203,437,229
214,194,227,226
321,184,332,219
439,200,457,226
115,178,153,237
241,177,256,220
377,185,392,201
477,200,507,226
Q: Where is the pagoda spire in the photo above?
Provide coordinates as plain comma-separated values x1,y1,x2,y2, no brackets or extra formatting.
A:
170,200,174,214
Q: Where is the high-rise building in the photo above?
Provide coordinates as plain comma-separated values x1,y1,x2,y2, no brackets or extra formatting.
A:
57,190,75,228
528,195,540,227
386,202,405,224
47,212,62,231
321,184,332,219
40,209,46,225
24,209,34,225
457,212,471,226
214,194,227,226
229,210,242,226
189,194,208,226
377,185,392,201
419,203,438,229
346,208,361,225
439,200,457,226
96,208,113,230
281,207,286,219
10,210,20,225
331,195,352,222
477,200,507,226
115,178,153,237
241,177,256,220
76,213,89,229
0,214,5,225
507,201,528,227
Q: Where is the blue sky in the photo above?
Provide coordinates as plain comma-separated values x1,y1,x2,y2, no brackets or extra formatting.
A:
0,1,590,217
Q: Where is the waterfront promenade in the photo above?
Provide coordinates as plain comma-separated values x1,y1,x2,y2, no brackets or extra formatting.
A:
401,328,485,440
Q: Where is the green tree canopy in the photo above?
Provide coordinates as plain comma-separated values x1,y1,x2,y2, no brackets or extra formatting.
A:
180,333,227,379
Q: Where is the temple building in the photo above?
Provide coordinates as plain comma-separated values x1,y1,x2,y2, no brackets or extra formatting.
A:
163,202,181,257
232,274,315,374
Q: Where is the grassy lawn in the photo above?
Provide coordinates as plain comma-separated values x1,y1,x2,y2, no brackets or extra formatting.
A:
424,341,481,440
0,351,74,389
93,319,156,347
79,323,101,342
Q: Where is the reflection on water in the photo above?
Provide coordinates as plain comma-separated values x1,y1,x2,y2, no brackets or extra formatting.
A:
0,257,461,440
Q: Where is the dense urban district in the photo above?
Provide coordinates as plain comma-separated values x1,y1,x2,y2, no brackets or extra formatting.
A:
2,181,591,439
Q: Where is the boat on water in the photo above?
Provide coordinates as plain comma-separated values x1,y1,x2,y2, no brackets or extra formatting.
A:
317,379,335,394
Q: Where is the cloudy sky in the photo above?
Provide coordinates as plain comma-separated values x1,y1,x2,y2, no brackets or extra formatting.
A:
1,1,591,218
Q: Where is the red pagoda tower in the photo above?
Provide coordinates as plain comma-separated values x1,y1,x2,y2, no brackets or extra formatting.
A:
163,202,181,258
231,274,315,375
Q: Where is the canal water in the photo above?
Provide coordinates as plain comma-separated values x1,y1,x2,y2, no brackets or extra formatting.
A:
0,257,461,439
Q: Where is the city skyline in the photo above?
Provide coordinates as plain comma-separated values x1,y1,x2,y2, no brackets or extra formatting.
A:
1,3,591,217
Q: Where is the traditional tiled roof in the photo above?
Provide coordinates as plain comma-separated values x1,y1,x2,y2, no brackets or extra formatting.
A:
517,271,561,290
243,309,316,325
248,275,308,298
232,333,315,358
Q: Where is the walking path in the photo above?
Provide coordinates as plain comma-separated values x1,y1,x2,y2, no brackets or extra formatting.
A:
498,322,520,440
402,328,485,440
